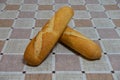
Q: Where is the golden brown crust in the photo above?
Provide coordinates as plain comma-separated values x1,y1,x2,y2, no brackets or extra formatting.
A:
24,6,74,66
24,6,101,66
60,27,102,59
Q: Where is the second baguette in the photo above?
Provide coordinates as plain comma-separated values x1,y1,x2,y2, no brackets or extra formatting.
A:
60,27,102,59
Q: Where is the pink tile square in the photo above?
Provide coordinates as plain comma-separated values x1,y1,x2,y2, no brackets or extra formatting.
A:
90,12,107,18
25,74,52,80
35,19,48,27
112,19,120,27
74,19,93,27
108,54,120,71
0,0,6,3
0,19,14,27
10,29,31,39
104,5,119,10
4,5,20,10
71,5,86,10
97,28,120,39
55,54,81,71
18,12,35,18
0,55,24,72
38,5,53,10
0,40,5,52
86,73,113,80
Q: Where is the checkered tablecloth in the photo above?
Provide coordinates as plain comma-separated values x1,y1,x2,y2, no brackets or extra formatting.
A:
0,0,120,80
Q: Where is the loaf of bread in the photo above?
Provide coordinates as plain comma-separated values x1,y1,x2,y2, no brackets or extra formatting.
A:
60,27,102,59
24,6,74,66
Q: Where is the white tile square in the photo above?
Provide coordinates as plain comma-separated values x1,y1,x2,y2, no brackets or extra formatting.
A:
38,0,54,5
55,43,75,54
86,4,105,11
0,73,23,80
114,73,120,80
68,19,74,28
106,10,120,19
74,11,90,19
74,27,99,39
35,10,53,19
20,4,38,11
0,28,11,39
102,39,120,53
6,0,23,4
25,54,52,72
0,3,5,10
4,39,29,54
92,18,115,28
13,18,35,28
116,29,120,37
99,0,117,5
118,4,120,8
69,0,85,5
81,55,111,71
56,73,83,80
0,11,18,19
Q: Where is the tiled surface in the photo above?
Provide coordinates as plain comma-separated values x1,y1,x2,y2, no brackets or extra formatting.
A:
25,74,52,80
0,11,18,19
86,73,114,80
0,40,5,52
10,29,31,39
74,11,90,19
55,54,81,71
0,73,23,80
3,39,29,54
102,40,120,53
108,54,120,71
106,10,120,19
0,0,120,80
97,28,120,39
92,18,115,28
0,28,10,39
0,19,14,27
13,19,35,28
0,55,24,72
4,5,20,10
86,4,105,11
74,19,93,27
75,27,99,39
90,12,107,18
81,55,111,71
35,11,53,19
20,4,38,11
56,73,83,80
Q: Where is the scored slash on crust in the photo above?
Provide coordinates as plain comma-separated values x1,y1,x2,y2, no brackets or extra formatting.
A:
34,16,55,56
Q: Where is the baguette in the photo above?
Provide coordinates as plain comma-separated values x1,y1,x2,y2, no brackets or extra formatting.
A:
24,6,74,66
60,27,102,59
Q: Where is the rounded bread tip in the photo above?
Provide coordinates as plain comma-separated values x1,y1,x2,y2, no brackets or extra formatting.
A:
95,48,102,59
58,6,74,15
93,44,102,59
90,45,102,60
24,53,40,66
